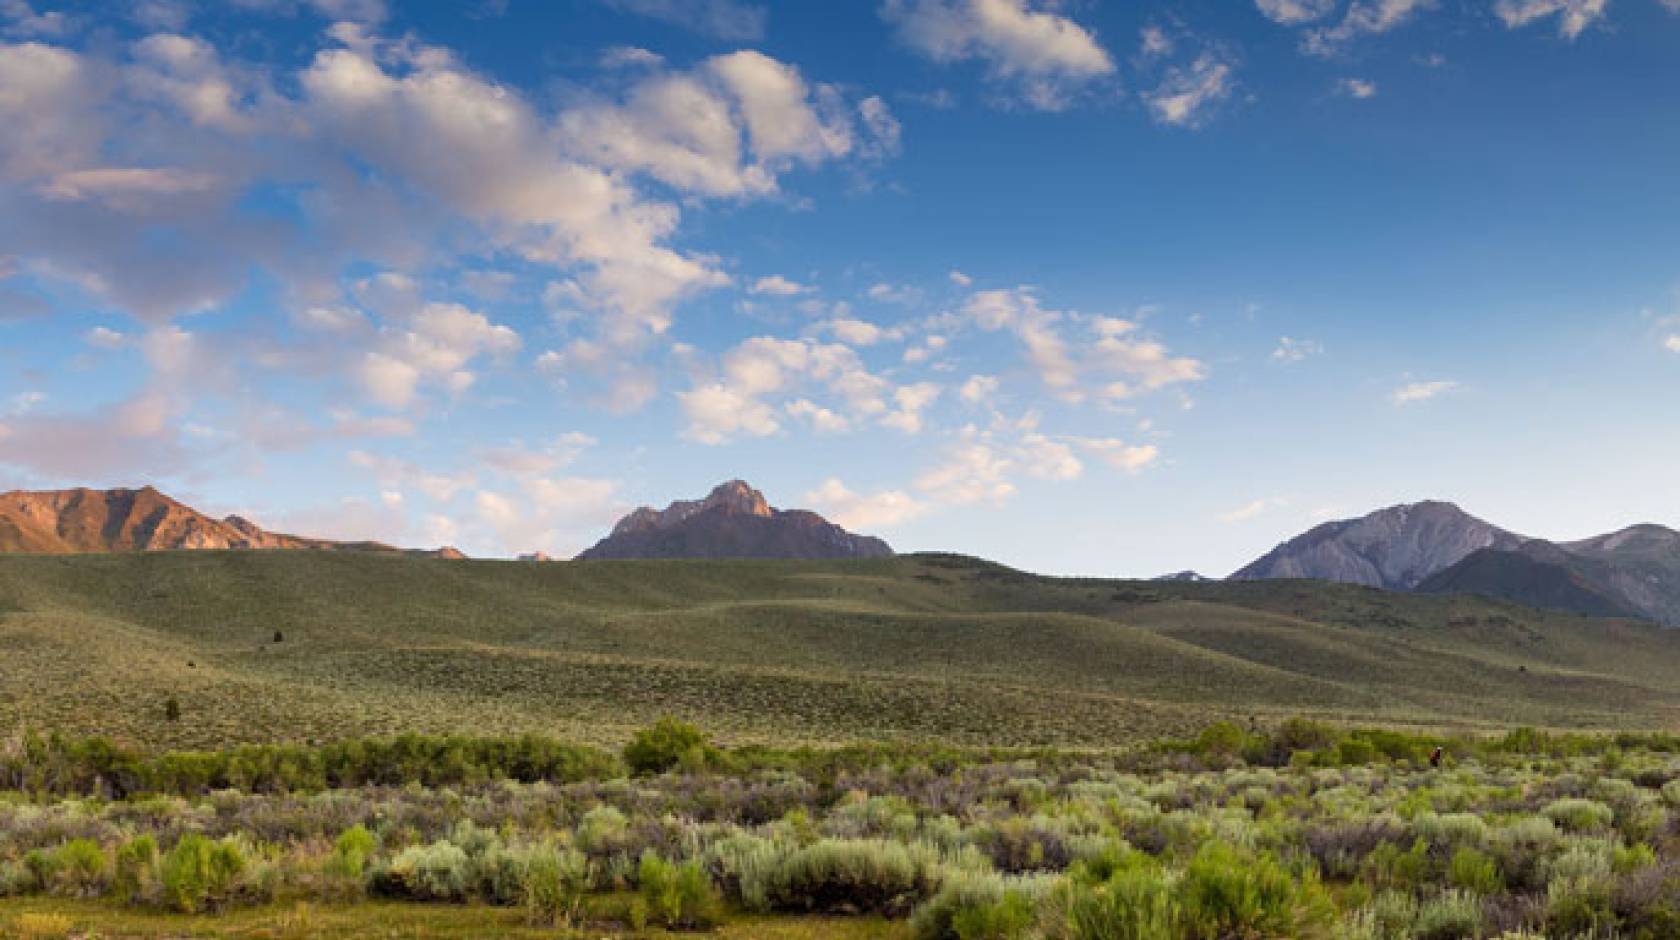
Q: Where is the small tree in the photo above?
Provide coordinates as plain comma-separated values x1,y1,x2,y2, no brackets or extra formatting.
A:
623,718,707,775
164,697,181,723
273,630,284,643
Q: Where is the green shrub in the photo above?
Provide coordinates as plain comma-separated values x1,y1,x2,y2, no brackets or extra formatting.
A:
50,839,106,896
113,835,159,904
1412,890,1483,940
765,838,938,916
1177,842,1334,940
1446,847,1502,896
1057,862,1181,940
637,851,721,929
1542,798,1615,833
913,870,1051,940
705,832,789,913
327,825,376,880
1361,889,1419,940
523,847,590,927
160,834,245,913
374,841,471,902
624,718,708,775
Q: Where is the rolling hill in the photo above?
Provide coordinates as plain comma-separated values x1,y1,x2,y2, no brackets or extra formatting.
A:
3,550,1679,751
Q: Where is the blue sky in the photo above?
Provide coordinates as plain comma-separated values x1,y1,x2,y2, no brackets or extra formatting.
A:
1,0,1678,575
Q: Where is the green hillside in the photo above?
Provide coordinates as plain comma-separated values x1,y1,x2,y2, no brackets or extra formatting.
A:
2,551,1679,749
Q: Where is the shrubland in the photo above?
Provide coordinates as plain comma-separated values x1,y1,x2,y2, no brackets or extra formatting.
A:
4,719,1680,937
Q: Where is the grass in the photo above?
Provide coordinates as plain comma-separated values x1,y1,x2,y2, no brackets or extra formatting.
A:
0,898,911,938
4,551,1680,749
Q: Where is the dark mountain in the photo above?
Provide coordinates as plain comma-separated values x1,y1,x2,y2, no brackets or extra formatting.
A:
1416,542,1644,620
1230,501,1524,590
0,486,463,558
1419,526,1680,626
577,480,892,560
1154,570,1213,582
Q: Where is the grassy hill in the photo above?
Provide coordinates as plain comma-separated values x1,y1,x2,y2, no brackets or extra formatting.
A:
3,551,1679,749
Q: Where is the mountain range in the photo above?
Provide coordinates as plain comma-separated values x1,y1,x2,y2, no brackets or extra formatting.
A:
577,480,892,560
1232,501,1680,626
0,486,463,558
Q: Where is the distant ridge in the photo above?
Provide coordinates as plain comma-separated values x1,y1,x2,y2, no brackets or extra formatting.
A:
1231,501,1523,591
0,486,463,558
1235,502,1680,627
577,480,892,560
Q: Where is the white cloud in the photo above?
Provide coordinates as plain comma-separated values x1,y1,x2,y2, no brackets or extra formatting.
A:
599,45,664,69
1390,379,1458,406
1254,0,1338,24
805,478,927,529
916,440,1016,505
559,50,875,201
597,0,766,40
1018,432,1081,480
680,335,918,443
1305,0,1437,54
882,0,1115,110
1663,334,1680,354
948,269,972,286
750,275,810,296
39,167,218,208
349,450,476,501
1072,437,1160,473
958,374,998,403
880,382,942,434
1336,77,1378,99
1494,0,1610,38
1143,53,1235,128
1,1,70,38
355,302,519,409
84,326,126,349
1219,497,1278,523
956,288,1204,403
785,398,851,434
1271,336,1324,362
825,317,886,345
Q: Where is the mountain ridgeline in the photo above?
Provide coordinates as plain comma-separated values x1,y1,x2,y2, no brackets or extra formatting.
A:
576,480,892,560
0,486,464,558
1232,501,1680,626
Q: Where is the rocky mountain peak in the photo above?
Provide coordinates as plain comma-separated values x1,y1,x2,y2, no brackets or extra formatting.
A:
580,480,891,561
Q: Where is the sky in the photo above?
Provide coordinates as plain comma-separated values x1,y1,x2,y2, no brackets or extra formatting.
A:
1,0,1678,576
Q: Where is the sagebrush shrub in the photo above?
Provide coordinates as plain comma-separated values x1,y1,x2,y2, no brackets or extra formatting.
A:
637,851,721,929
522,846,589,927
374,841,471,902
765,838,939,915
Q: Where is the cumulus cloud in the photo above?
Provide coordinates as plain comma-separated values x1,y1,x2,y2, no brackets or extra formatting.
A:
0,392,190,481
1305,0,1437,55
1272,336,1324,362
1336,77,1378,99
955,288,1204,404
597,0,767,40
680,335,932,443
749,275,810,296
354,302,520,409
1072,436,1160,473
1390,379,1458,405
1494,0,1610,39
881,0,1115,109
1254,0,1338,24
1663,335,1680,354
958,374,998,403
916,439,1017,504
558,50,882,200
805,477,927,529
1142,53,1235,127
